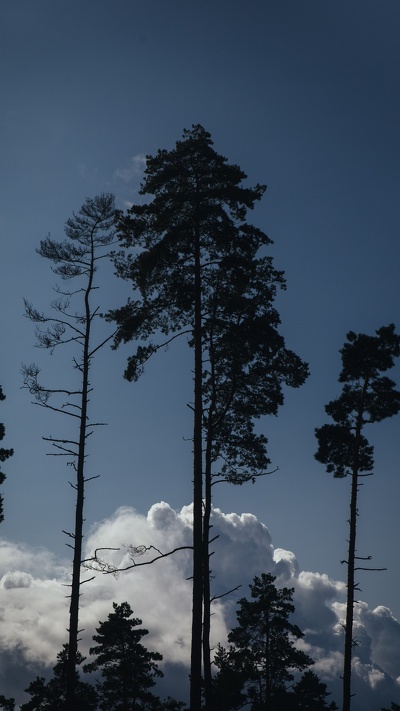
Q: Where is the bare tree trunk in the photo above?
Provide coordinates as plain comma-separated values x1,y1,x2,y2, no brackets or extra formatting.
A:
65,239,94,711
203,440,213,711
342,463,358,711
342,383,366,711
203,310,218,711
190,222,203,711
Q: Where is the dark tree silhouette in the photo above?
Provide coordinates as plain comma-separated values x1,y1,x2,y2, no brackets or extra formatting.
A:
20,645,98,711
0,695,15,711
381,703,400,711
84,601,163,710
108,125,308,710
213,573,314,710
290,670,338,710
0,387,14,523
22,194,116,711
315,324,400,711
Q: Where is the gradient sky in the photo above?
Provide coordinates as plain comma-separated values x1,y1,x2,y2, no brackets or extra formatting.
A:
1,1,400,707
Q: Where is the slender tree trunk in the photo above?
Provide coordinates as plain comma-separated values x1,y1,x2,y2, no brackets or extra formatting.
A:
203,309,219,711
342,381,367,711
342,463,358,711
264,616,271,711
190,221,204,711
65,240,94,711
203,430,213,711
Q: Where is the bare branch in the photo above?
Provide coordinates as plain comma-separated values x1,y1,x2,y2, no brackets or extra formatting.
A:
43,436,79,446
118,544,193,571
82,548,121,578
89,330,118,358
85,543,193,575
212,466,279,486
80,576,96,585
34,402,81,419
211,584,242,602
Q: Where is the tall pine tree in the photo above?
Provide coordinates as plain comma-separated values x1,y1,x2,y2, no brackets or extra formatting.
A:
315,324,400,711
109,125,308,710
22,194,116,710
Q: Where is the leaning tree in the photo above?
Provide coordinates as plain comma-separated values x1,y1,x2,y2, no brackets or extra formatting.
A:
315,324,400,711
108,125,308,710
22,194,116,711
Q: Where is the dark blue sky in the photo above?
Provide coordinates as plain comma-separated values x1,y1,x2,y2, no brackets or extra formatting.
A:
1,2,400,707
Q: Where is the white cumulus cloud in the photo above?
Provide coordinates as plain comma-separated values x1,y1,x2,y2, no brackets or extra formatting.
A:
0,503,399,710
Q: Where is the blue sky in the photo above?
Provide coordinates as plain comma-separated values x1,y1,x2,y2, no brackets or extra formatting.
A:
1,1,400,707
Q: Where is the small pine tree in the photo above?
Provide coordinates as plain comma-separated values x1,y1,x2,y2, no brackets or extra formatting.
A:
20,645,97,711
213,573,314,709
291,670,338,710
84,602,163,711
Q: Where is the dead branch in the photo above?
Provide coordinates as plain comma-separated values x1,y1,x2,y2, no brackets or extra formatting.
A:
84,543,193,575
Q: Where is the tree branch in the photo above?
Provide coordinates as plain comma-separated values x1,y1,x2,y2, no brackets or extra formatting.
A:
84,543,193,575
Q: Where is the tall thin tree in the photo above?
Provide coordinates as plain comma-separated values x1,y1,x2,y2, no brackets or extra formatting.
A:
108,126,308,710
315,324,400,711
22,194,116,711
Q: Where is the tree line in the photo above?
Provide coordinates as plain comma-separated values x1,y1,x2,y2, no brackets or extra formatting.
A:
1,574,340,710
0,572,397,709
1,125,399,711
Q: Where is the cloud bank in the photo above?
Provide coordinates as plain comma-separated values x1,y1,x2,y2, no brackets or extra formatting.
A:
1,503,399,709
